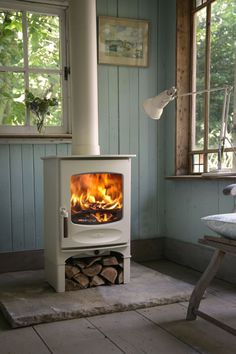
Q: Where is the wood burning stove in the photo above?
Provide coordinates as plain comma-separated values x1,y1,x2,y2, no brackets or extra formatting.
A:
42,0,134,292
43,155,133,292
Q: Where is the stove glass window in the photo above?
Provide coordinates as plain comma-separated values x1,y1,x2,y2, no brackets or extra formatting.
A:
70,173,123,224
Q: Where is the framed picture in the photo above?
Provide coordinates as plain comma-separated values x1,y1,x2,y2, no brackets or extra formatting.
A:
98,16,150,68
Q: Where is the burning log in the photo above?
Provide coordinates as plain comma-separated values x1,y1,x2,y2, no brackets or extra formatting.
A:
70,173,123,224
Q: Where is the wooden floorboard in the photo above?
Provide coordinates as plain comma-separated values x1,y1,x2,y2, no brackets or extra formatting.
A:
0,326,51,354
88,310,199,354
138,302,236,354
34,317,123,354
0,260,235,353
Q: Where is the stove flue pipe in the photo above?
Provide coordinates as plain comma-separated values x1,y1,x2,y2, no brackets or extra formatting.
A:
69,0,100,155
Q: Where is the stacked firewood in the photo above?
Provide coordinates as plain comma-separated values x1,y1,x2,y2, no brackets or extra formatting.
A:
65,254,124,291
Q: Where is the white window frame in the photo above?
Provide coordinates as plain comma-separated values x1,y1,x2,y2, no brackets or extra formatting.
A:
0,0,70,136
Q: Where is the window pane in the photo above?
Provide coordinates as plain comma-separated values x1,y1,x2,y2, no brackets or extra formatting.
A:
208,90,223,149
0,72,25,125
208,151,233,172
192,7,206,150
28,13,60,69
208,0,236,149
0,11,23,66
207,152,218,171
29,73,62,126
192,153,204,173
195,0,203,8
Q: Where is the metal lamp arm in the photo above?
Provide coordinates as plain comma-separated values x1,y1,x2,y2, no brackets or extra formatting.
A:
218,87,233,170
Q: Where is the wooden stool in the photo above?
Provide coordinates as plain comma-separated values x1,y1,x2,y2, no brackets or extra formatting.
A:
186,235,236,336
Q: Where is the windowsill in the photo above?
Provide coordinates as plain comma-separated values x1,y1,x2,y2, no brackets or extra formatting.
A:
0,134,72,144
166,174,236,180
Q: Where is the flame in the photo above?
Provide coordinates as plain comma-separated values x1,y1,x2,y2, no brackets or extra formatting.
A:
70,173,123,224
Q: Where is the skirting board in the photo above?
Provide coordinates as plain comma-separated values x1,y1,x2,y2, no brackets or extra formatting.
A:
2,237,235,284
164,237,236,284
131,237,164,262
0,250,44,274
0,238,165,273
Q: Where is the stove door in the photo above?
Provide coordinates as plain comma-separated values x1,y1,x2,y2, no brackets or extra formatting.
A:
71,172,123,225
60,159,131,249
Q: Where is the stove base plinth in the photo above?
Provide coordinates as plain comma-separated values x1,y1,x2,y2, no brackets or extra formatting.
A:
45,245,130,292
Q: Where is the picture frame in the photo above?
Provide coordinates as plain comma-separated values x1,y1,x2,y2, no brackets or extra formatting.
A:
98,16,150,68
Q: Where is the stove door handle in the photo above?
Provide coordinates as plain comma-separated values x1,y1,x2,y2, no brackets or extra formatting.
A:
63,216,68,238
60,207,69,238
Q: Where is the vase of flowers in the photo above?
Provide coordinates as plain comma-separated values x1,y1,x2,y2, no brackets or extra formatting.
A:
25,90,58,133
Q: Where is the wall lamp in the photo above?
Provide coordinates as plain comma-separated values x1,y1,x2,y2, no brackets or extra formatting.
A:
143,85,234,172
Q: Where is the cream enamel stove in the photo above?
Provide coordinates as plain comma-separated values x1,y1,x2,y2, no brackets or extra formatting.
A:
43,155,132,292
43,0,133,292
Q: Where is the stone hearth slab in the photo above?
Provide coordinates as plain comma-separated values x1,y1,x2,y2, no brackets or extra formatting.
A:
0,262,193,328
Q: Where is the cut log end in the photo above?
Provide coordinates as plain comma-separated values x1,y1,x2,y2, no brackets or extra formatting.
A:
65,254,124,290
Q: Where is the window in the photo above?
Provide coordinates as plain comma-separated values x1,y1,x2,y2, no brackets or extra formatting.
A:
0,1,69,135
176,0,236,174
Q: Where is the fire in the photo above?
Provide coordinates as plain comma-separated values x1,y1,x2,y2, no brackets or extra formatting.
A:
70,173,123,224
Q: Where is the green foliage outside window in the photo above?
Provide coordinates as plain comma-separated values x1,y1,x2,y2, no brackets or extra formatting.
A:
195,0,236,154
0,8,62,131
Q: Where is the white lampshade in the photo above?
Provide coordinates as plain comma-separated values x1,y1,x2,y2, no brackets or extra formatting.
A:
143,87,176,119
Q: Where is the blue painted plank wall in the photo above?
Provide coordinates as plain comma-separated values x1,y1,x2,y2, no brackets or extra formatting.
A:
0,0,159,253
0,144,71,252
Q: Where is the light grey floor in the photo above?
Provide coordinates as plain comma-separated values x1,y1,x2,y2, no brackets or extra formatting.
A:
0,260,236,354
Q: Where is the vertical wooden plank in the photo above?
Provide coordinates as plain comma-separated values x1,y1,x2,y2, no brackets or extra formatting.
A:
164,181,190,239
45,144,57,156
96,0,109,16
118,0,138,18
118,67,132,154
138,0,158,238
97,0,117,16
108,66,119,154
158,0,177,237
119,67,140,238
56,144,69,157
129,69,139,238
97,0,118,155
33,144,45,249
98,66,110,154
176,0,191,175
117,0,140,239
22,145,36,250
218,179,236,214
165,181,220,244
9,145,24,251
187,181,219,243
0,145,12,252
67,143,72,155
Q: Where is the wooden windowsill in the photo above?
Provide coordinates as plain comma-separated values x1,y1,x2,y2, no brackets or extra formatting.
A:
0,134,72,144
166,174,236,180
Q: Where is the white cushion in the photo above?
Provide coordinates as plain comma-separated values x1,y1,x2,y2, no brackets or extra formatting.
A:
201,213,236,240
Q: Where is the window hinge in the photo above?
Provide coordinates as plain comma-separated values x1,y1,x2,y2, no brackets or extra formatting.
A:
64,66,70,80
